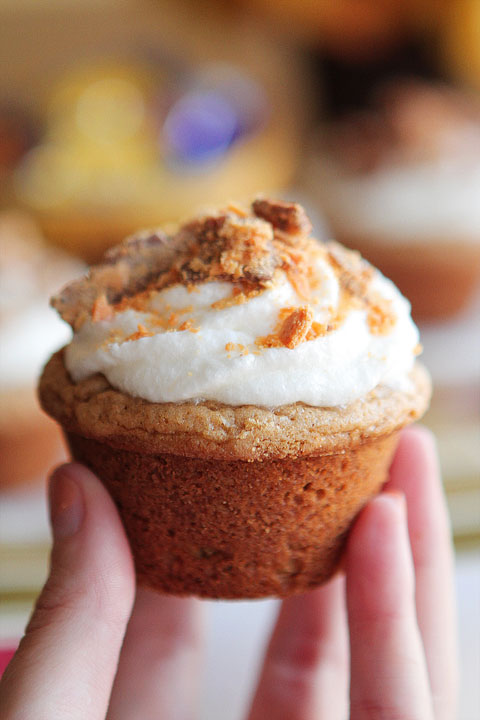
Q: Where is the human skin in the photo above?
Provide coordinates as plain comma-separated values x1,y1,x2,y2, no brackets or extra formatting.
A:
0,426,457,720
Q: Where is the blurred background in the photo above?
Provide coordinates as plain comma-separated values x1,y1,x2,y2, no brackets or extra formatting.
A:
0,0,479,717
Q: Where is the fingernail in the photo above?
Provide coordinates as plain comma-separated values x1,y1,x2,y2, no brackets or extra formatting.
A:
379,490,406,514
48,466,84,540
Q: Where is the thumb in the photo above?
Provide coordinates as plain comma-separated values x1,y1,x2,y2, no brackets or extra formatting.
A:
0,463,135,720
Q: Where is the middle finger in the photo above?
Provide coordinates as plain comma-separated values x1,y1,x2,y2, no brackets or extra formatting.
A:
107,589,205,720
247,573,349,720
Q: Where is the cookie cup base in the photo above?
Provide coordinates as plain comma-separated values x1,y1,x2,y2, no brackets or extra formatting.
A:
66,429,400,599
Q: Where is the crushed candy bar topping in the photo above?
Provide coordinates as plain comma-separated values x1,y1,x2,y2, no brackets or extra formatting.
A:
252,198,312,238
277,306,313,349
52,199,312,328
175,214,276,285
257,306,314,349
52,198,397,348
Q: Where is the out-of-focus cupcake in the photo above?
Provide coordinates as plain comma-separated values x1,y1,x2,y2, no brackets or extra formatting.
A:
306,80,480,320
15,60,301,263
0,211,84,488
234,0,407,60
39,198,430,598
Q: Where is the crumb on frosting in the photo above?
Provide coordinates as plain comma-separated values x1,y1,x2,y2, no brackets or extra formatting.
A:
178,319,199,333
257,305,324,349
211,282,264,311
225,342,249,356
125,324,155,342
279,306,314,348
91,294,113,323
367,294,397,336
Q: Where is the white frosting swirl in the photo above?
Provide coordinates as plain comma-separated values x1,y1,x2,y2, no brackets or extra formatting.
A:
65,253,419,408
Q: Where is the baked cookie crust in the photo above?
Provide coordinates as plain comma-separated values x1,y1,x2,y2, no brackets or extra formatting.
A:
40,350,430,461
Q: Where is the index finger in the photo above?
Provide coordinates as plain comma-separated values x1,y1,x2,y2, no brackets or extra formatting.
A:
0,464,135,720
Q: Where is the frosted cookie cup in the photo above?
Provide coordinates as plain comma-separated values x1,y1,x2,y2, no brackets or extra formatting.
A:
39,199,430,598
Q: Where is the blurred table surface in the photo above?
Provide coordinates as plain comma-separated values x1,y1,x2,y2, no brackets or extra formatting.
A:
418,289,480,544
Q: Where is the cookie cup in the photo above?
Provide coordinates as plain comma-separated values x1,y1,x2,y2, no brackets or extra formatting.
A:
39,351,430,599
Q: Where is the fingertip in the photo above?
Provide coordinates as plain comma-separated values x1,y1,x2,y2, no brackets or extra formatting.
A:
402,423,436,445
346,490,413,614
49,461,103,489
384,427,457,719
392,424,439,472
279,571,346,630
348,490,407,556
387,423,448,532
48,463,102,516
347,491,404,562
50,462,129,536
48,467,84,541
48,463,126,545
48,460,135,614
380,488,406,510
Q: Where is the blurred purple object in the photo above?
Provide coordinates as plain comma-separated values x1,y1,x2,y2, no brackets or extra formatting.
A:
163,90,238,164
198,63,269,137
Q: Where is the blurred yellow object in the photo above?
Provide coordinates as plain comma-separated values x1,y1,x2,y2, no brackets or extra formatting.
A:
441,0,480,89
15,54,303,262
24,123,297,262
16,63,161,213
47,64,156,145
